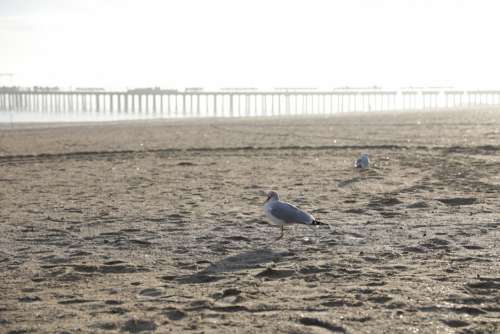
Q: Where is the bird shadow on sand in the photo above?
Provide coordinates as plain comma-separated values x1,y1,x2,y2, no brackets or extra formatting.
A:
175,248,291,284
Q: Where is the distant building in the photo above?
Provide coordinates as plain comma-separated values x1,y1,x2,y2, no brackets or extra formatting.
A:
75,87,105,92
127,87,177,93
33,86,61,92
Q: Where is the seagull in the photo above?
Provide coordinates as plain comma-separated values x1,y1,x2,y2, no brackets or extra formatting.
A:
263,191,327,240
355,153,369,169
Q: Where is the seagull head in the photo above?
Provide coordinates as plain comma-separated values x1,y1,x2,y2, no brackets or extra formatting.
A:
265,190,280,203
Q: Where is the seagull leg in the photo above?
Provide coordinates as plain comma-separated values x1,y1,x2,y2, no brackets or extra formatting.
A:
275,225,284,240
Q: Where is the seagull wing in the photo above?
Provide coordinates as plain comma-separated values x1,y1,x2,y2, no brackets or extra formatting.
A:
270,201,313,225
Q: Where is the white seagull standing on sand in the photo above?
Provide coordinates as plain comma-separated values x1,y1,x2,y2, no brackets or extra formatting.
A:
263,191,327,240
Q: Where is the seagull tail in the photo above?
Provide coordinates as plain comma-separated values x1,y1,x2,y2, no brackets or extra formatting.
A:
311,219,327,226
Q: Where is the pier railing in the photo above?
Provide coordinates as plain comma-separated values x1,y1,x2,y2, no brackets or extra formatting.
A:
1,90,500,119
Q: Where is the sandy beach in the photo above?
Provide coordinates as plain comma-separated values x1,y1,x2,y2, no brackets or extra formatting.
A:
1,109,499,333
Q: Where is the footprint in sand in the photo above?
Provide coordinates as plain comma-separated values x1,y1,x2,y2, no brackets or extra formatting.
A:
163,308,187,321
441,319,470,328
436,197,477,206
121,319,157,333
255,267,295,280
299,317,347,333
138,288,164,298
18,296,41,303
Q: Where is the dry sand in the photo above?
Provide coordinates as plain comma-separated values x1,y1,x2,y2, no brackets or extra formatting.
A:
0,109,499,333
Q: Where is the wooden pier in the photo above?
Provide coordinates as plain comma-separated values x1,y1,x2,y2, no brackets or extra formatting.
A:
1,89,500,119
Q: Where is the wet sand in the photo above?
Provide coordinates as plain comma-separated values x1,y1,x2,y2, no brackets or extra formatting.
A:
1,109,499,333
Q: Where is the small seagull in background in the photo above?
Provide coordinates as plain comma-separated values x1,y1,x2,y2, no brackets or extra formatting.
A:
263,191,327,240
355,153,370,169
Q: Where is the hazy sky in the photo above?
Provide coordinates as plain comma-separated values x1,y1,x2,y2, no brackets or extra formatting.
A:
1,0,499,89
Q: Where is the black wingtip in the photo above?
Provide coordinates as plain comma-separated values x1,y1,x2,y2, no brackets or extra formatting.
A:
312,220,327,226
